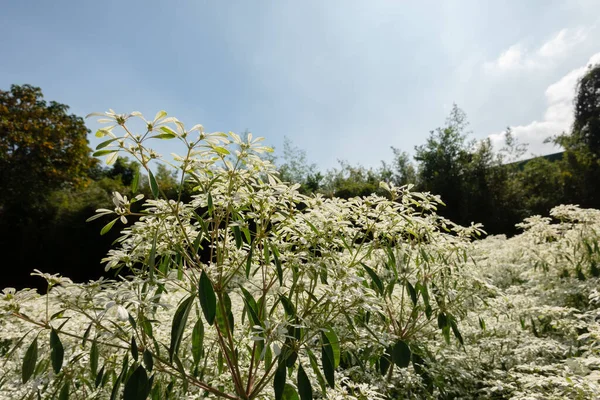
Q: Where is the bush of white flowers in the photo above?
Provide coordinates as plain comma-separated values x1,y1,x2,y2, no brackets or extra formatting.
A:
1,110,599,399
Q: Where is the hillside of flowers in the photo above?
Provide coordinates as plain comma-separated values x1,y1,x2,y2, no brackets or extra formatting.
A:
1,111,599,399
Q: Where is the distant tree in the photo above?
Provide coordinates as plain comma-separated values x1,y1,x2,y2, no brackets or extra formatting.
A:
414,104,472,223
554,63,600,207
572,63,600,156
277,137,319,193
381,147,416,187
0,84,93,211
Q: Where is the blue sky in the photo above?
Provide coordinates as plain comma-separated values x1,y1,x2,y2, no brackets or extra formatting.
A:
1,0,599,170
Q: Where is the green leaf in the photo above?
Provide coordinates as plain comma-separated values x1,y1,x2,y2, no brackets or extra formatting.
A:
148,170,159,198
437,312,448,329
478,316,486,331
90,340,99,376
213,146,230,156
150,133,177,140
191,318,204,365
95,365,104,388
100,218,118,235
96,137,120,150
143,349,153,372
50,329,64,374
22,337,38,384
406,281,417,305
160,126,177,135
131,336,139,361
297,364,313,400
123,365,150,400
199,272,216,325
58,381,69,400
245,246,253,278
323,328,340,368
232,225,242,249
271,244,283,285
274,360,287,400
132,169,140,193
321,333,335,388
240,287,261,327
169,295,194,361
279,295,296,318
392,340,411,368
82,323,93,347
360,263,383,295
306,348,327,393
450,318,464,345
207,193,214,215
92,149,118,157
282,384,299,400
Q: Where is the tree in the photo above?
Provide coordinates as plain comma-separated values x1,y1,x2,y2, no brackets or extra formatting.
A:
554,63,600,208
572,63,600,156
414,104,472,223
0,84,93,211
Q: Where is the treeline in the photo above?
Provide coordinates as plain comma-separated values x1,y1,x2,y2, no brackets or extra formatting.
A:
1,63,599,289
279,64,600,235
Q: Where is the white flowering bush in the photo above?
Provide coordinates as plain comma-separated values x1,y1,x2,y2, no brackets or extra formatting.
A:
0,111,483,400
1,110,599,400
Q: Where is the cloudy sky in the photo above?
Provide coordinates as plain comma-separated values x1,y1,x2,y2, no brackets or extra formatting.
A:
1,0,599,170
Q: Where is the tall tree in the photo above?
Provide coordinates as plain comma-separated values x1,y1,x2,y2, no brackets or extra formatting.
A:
414,104,472,223
0,84,93,211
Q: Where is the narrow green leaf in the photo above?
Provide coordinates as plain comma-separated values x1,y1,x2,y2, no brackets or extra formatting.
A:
199,272,216,325
478,316,486,331
360,263,383,295
143,349,153,372
22,338,38,383
270,244,283,285
437,312,448,330
131,336,139,361
132,169,140,193
123,365,150,400
213,146,230,156
169,295,194,361
274,360,286,400
282,384,299,400
232,225,242,249
306,348,327,393
148,170,159,198
90,340,99,376
50,329,64,374
96,137,120,150
240,287,261,326
58,381,69,400
160,126,176,135
92,149,118,157
406,281,417,305
323,328,340,368
82,322,93,347
95,365,104,388
245,246,253,278
392,340,411,368
297,364,313,400
450,319,464,345
100,218,118,235
279,295,296,318
207,193,214,215
191,318,204,365
150,133,176,140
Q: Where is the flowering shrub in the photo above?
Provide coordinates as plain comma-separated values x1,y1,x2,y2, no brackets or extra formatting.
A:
0,110,598,399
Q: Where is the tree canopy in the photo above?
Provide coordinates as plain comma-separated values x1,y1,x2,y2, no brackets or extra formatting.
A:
0,84,93,210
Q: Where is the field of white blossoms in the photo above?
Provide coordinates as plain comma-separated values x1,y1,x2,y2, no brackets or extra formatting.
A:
1,111,599,399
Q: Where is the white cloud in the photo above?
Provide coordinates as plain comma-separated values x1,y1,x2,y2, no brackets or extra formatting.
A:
484,27,588,72
489,52,600,156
